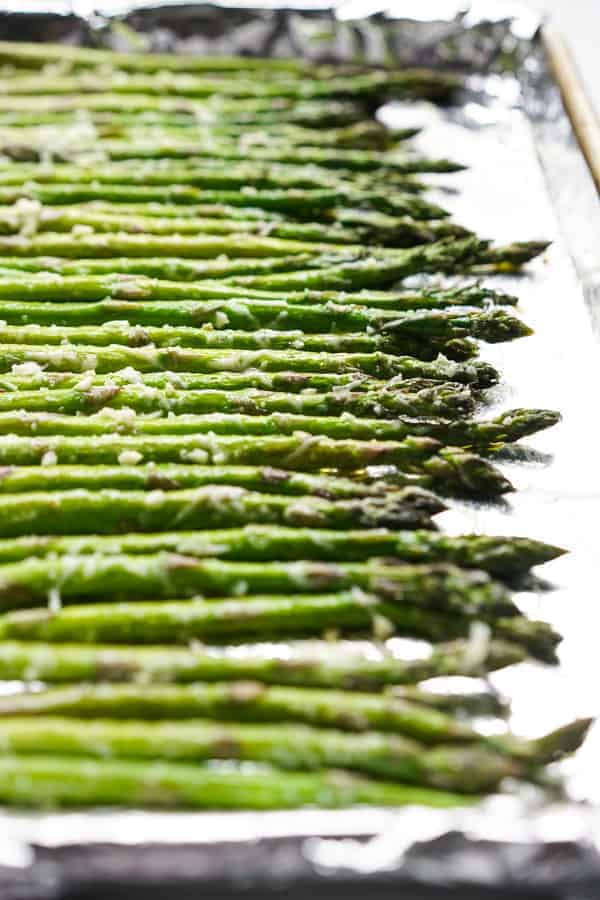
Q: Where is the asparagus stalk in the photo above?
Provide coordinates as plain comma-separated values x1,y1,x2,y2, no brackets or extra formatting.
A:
0,429,494,472
0,100,372,129
0,231,363,259
0,329,478,363
0,525,559,576
0,58,459,99
0,636,526,688
0,436,510,497
0,716,517,792
0,268,515,311
0,136,460,177
0,407,558,447
0,253,349,281
0,92,372,122
29,138,457,174
0,466,428,501
0,184,448,218
0,159,409,194
229,240,550,290
0,370,452,396
0,41,315,74
0,208,367,245
0,344,500,383
0,118,401,149
0,358,498,391
0,487,445,540
0,304,531,343
0,556,516,616
0,382,476,419
0,754,476,810
0,593,558,660
0,681,567,754
0,207,467,247
0,186,349,217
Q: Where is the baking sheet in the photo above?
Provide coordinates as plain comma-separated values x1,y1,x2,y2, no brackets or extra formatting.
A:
0,1,600,894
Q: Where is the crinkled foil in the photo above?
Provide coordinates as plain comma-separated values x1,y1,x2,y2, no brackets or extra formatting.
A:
0,2,600,896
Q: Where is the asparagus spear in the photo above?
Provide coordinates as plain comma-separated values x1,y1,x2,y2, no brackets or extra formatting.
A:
0,466,425,501
0,344,500,383
0,716,517,792
0,92,373,122
0,437,510,497
0,329,478,363
0,118,401,149
0,186,349,217
0,382,476,419
0,370,453,397
0,184,447,218
0,407,558,447
0,593,558,660
0,304,531,344
0,207,466,247
0,160,410,194
0,292,514,332
0,41,315,74
0,253,349,280
0,554,516,613
0,434,511,497
0,137,459,178
24,138,457,175
0,100,372,129
0,53,459,96
229,240,550,290
0,525,559,576
0,358,498,391
0,268,514,311
0,637,526,688
0,231,361,259
0,487,444,540
0,680,569,755
0,754,475,810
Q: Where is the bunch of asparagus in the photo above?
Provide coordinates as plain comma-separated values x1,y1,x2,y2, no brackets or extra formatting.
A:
0,40,583,813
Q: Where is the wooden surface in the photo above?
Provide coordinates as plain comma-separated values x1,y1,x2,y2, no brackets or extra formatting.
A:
542,24,600,192
526,0,600,118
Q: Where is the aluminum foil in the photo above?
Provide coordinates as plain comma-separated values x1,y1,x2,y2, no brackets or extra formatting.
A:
0,1,600,895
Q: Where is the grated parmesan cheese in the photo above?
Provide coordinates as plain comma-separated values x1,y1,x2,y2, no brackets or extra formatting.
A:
41,450,58,466
118,450,143,466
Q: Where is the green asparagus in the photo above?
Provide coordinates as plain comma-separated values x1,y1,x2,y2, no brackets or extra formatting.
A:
0,593,560,660
0,754,476,809
0,466,428,501
0,268,516,312
229,240,550,290
0,344,500,382
0,486,446,540
0,329,478,362
0,406,558,447
0,382,476,419
0,356,499,389
0,555,518,612
0,682,575,754
0,525,559,576
0,206,469,247
0,305,532,343
0,637,527,688
0,253,350,280
0,186,349,216
0,716,517,791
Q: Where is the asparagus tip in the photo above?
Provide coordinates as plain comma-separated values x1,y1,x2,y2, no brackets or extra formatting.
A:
533,717,594,763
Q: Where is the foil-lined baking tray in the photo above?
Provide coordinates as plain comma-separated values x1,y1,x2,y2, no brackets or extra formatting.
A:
0,2,600,896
